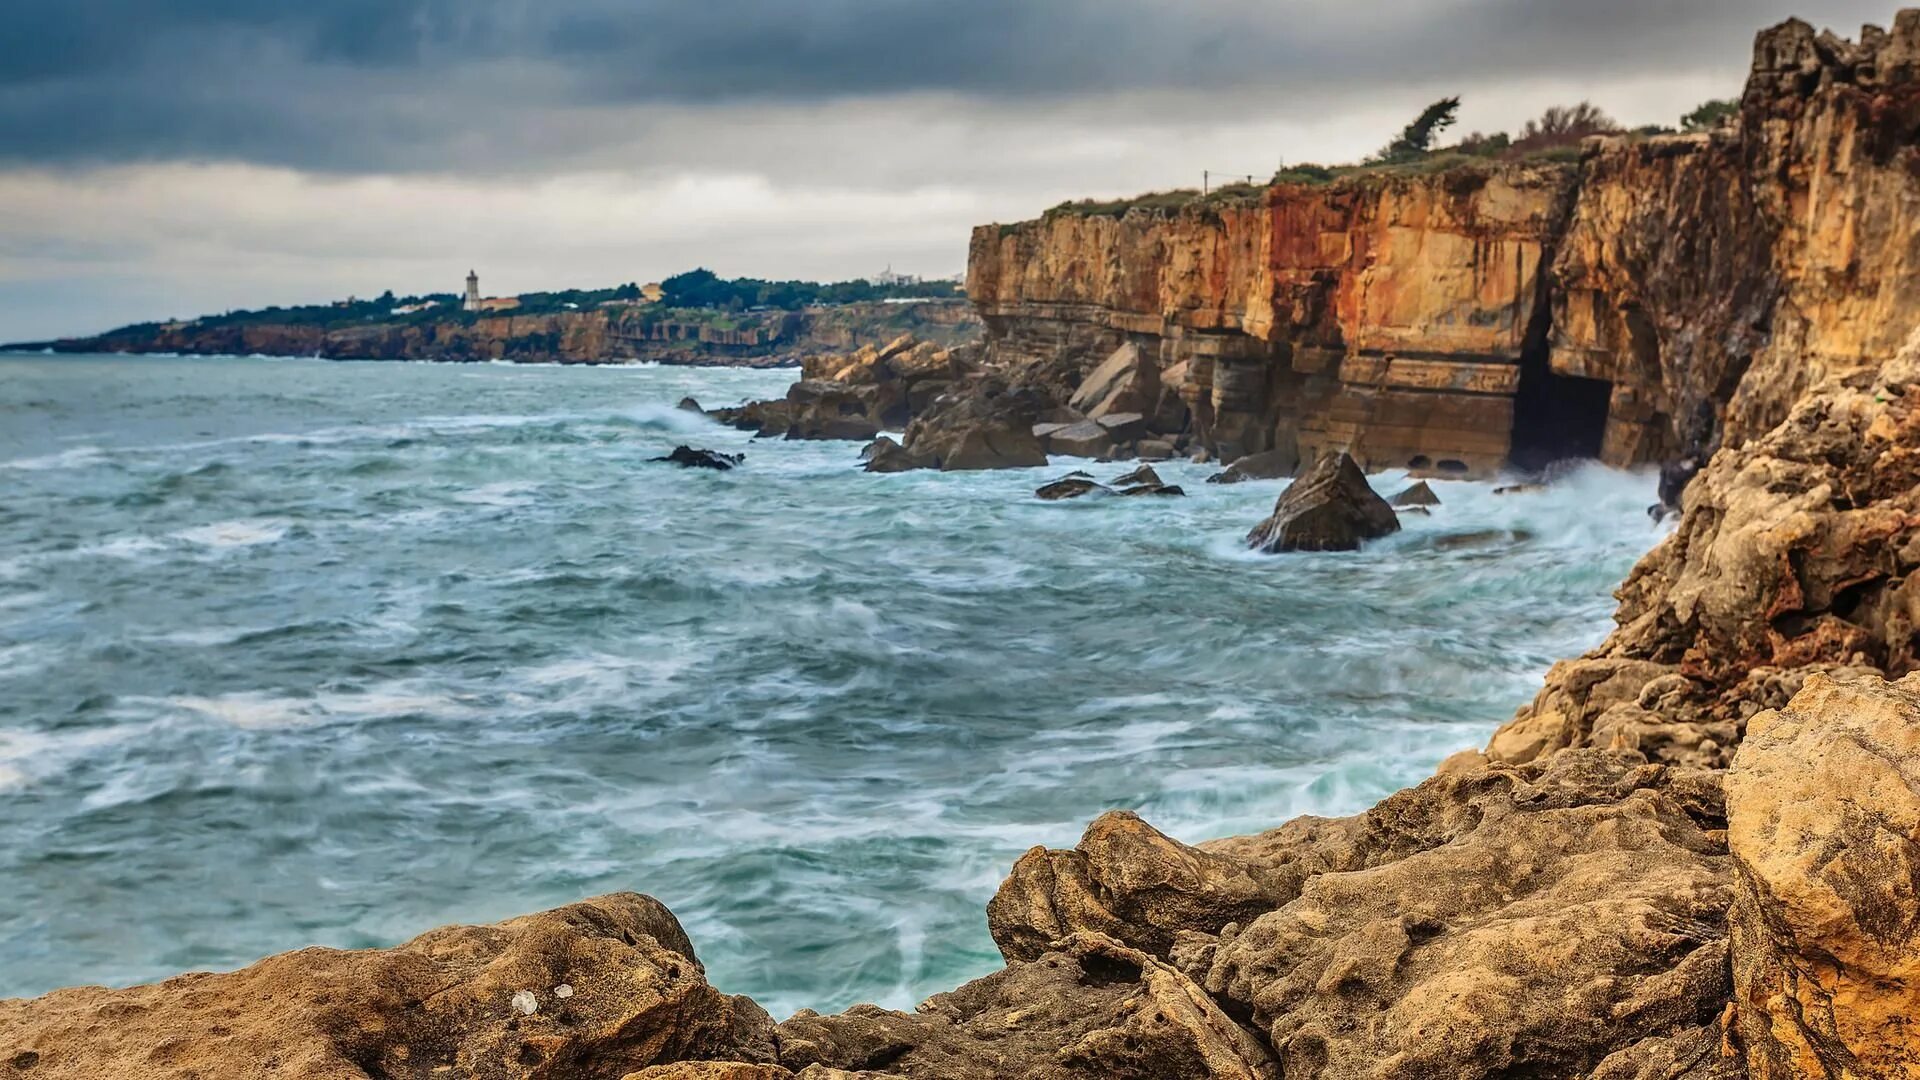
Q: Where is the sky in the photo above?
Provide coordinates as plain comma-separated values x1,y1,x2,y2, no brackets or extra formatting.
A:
0,0,1895,341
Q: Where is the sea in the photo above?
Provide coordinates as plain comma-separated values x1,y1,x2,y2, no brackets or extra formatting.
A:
0,353,1666,1016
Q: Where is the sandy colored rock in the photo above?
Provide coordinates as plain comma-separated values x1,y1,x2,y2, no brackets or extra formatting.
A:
1245,452,1399,553
0,894,775,1080
1068,342,1158,420
1387,481,1439,507
1205,751,1732,1079
1727,672,1920,1078
776,933,1274,1080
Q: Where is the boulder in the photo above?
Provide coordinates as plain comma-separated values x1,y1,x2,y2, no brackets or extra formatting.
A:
1048,420,1115,459
1038,477,1111,501
776,933,1275,1080
1245,452,1399,553
860,436,922,474
782,380,887,441
1111,464,1164,488
1136,438,1177,461
1205,449,1296,485
1388,481,1440,507
1727,672,1920,1078
897,384,1050,471
677,396,705,414
0,894,777,1080
1119,484,1186,497
1493,482,1548,496
654,446,744,470
1068,342,1159,420
1094,411,1149,442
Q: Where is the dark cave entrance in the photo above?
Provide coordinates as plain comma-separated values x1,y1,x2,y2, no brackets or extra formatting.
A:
1508,336,1612,474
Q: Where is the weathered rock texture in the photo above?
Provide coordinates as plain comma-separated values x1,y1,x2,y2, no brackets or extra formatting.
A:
0,894,776,1080
1727,672,1920,1079
967,13,1920,480
1244,452,1400,553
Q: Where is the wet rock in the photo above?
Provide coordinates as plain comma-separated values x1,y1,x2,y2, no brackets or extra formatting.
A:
781,380,889,441
860,436,921,474
1111,464,1163,489
655,446,745,470
776,933,1275,1080
678,396,705,414
1205,449,1296,485
897,383,1050,471
1493,482,1548,496
1727,672,1920,1077
0,894,777,1080
1037,477,1111,501
711,400,793,438
1136,438,1177,461
1119,484,1185,497
1245,452,1399,553
1397,506,1432,517
1388,481,1440,507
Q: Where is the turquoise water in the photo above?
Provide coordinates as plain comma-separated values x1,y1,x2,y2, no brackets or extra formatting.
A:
0,354,1664,1015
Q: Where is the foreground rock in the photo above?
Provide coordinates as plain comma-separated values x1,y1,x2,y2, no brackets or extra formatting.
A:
1728,673,1920,1079
655,446,744,470
0,894,776,1080
874,381,1051,472
1244,452,1399,553
776,933,1275,1079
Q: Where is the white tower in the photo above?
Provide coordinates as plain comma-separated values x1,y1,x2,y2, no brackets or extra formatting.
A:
463,270,481,312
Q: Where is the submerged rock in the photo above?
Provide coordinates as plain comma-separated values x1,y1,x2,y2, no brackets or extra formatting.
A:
1245,452,1399,553
0,894,777,1080
1037,476,1112,500
654,445,744,470
677,396,705,414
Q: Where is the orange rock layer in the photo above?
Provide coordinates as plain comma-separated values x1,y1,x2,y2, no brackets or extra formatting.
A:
969,14,1920,477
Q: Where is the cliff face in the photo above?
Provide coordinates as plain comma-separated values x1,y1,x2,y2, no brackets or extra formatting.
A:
970,168,1570,473
969,13,1920,480
52,301,981,367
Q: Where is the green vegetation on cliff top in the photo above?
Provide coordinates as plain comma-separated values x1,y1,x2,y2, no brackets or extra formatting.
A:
1034,96,1729,224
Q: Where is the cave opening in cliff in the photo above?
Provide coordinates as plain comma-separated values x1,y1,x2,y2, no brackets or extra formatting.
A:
1509,342,1612,473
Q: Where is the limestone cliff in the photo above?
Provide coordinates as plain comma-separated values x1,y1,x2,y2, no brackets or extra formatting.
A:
968,12,1920,481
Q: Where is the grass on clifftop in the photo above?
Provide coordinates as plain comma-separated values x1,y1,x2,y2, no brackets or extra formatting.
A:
1038,143,1589,223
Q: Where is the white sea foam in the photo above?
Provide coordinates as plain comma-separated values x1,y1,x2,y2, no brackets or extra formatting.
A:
173,519,288,548
1,445,107,471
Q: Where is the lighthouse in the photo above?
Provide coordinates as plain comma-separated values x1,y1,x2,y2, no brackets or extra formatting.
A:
463,270,481,313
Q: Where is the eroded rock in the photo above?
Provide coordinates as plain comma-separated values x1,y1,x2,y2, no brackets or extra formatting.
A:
776,933,1275,1080
655,446,745,470
1245,452,1399,553
0,894,776,1080
1727,672,1920,1078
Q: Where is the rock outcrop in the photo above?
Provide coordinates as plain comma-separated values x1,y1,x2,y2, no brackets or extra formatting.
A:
714,337,979,442
0,894,776,1080
1727,673,1920,1080
1245,452,1400,553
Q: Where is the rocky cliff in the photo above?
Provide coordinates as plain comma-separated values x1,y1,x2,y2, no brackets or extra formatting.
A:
42,301,981,367
968,12,1920,481
8,12,1920,1080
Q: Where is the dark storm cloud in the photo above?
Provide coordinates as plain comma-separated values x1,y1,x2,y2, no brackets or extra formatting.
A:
0,0,1894,171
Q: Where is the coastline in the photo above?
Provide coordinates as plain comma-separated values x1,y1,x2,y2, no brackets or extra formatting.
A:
6,11,1920,1079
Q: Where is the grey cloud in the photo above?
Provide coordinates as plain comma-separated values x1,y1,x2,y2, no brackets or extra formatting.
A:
0,0,1897,172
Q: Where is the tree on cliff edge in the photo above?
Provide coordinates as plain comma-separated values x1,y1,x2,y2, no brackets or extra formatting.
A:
1370,97,1460,164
